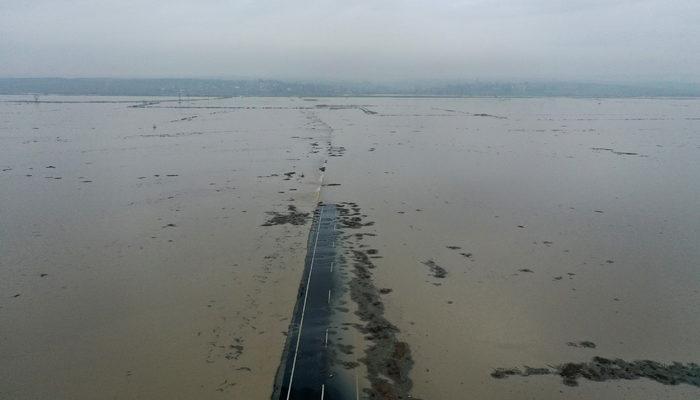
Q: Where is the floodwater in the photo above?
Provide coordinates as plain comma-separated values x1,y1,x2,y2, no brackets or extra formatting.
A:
1,96,699,399
0,96,326,399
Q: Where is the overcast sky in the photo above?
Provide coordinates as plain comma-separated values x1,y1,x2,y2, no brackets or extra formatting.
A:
1,0,699,82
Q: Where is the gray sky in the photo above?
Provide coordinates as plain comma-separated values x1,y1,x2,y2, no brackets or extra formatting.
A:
1,0,699,82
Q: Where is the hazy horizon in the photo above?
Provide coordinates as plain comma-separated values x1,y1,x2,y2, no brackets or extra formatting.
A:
1,76,700,86
2,1,699,83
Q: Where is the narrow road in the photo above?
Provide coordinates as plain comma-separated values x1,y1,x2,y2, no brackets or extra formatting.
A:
273,204,355,400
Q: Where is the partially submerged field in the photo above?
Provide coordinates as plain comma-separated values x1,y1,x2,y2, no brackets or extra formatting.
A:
1,96,699,399
0,96,326,399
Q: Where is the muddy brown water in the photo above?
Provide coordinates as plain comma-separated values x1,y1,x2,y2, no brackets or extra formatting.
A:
1,95,699,399
0,96,326,399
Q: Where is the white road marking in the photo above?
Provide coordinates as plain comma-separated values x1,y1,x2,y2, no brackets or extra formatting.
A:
327,289,331,305
315,169,325,202
330,261,334,272
321,384,325,400
324,328,329,347
285,208,325,400
355,322,361,400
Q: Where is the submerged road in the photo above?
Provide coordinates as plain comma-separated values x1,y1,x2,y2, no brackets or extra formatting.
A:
272,204,356,400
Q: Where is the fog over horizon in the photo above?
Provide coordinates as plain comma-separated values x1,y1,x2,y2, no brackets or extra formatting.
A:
1,0,699,83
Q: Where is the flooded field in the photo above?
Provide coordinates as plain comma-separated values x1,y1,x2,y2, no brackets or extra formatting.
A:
1,96,699,399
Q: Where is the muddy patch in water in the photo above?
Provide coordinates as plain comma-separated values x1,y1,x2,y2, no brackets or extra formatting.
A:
422,259,447,279
261,205,310,226
567,341,597,349
492,356,700,387
591,147,644,156
336,202,417,400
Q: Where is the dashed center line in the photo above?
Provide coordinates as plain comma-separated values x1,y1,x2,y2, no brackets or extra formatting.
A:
273,204,351,400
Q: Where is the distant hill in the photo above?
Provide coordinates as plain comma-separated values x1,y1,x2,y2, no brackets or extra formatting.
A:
1,78,699,98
